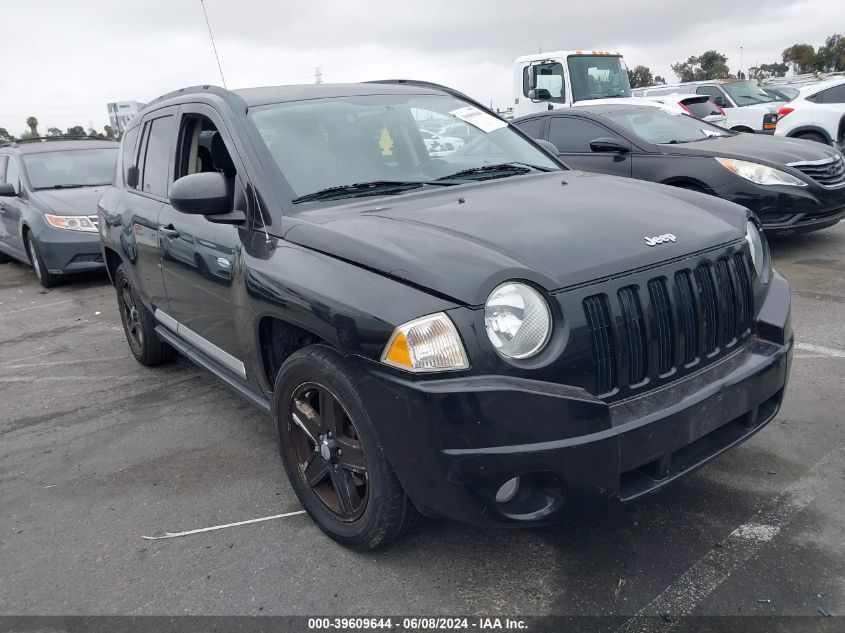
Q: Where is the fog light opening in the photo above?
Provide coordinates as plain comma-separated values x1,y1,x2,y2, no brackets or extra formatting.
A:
495,477,521,504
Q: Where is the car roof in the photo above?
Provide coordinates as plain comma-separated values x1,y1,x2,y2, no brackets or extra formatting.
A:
521,104,656,118
0,139,118,154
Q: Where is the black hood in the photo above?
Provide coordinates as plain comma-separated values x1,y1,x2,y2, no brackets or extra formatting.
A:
660,133,841,168
284,172,747,305
31,186,109,215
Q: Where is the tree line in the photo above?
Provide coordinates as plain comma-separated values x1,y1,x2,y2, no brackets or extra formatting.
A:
0,116,115,143
627,32,845,88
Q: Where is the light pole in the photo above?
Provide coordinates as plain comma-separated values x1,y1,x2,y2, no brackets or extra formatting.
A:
740,46,743,79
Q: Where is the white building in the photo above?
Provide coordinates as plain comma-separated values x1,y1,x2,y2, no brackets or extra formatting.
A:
106,101,145,136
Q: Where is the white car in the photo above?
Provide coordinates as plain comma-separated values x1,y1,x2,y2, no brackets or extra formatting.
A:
633,80,782,134
641,93,728,127
774,78,845,149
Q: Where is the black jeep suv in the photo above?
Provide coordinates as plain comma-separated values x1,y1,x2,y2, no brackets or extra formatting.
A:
98,82,793,550
0,138,118,287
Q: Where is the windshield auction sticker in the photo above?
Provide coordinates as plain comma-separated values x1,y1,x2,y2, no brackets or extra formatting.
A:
449,106,507,133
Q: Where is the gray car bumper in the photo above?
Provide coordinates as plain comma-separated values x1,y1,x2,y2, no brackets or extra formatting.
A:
36,226,105,274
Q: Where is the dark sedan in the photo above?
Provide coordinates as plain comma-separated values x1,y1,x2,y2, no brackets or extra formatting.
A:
514,105,845,235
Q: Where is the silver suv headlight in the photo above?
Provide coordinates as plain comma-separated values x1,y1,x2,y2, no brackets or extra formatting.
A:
745,220,766,278
715,157,806,187
484,282,551,359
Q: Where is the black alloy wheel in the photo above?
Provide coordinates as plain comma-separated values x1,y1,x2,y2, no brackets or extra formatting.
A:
288,382,369,520
119,276,144,354
113,264,176,366
273,345,422,550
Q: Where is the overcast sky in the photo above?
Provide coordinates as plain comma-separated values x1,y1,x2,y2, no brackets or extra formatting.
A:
1,0,842,134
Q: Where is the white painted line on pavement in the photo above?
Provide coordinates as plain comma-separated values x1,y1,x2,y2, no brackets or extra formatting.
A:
0,299,74,316
615,447,843,633
794,342,845,358
141,510,307,540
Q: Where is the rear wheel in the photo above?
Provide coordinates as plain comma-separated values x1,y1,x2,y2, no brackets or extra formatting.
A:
115,264,176,366
795,131,828,145
0,250,11,264
273,345,421,550
26,232,61,288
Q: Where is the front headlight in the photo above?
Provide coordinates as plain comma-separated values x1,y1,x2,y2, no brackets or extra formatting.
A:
484,282,551,359
44,214,98,232
715,157,806,187
381,313,469,372
745,220,765,278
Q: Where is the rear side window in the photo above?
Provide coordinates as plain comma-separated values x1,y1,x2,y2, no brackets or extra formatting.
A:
684,100,721,118
0,155,7,181
548,117,613,152
514,118,545,140
696,85,729,106
817,84,845,104
121,126,140,185
139,115,174,198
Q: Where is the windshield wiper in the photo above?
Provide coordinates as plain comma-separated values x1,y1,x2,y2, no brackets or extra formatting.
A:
435,162,552,182
40,184,88,189
292,180,456,203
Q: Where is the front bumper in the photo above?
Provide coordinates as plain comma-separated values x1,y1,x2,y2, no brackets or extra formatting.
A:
34,225,105,274
715,181,845,235
359,276,792,527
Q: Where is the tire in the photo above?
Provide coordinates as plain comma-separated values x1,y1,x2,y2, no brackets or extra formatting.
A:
26,232,61,288
0,250,11,264
114,264,176,366
795,131,829,145
273,345,422,550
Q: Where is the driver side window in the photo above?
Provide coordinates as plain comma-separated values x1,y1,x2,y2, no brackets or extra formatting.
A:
3,158,21,195
176,115,238,208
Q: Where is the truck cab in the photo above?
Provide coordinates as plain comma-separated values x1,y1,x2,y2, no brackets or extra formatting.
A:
514,51,632,117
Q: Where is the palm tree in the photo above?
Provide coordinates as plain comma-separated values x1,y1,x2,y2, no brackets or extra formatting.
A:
26,116,39,137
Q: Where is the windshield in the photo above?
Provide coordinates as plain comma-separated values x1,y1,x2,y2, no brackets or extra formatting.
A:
249,93,559,201
567,55,632,102
721,81,775,105
606,108,732,144
23,148,118,190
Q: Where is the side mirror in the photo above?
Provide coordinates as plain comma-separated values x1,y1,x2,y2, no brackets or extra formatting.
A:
713,96,729,108
0,183,16,197
533,139,560,156
528,88,552,101
126,165,139,188
589,137,630,153
169,172,231,215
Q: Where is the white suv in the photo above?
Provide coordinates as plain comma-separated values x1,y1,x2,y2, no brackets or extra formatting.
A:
774,78,845,150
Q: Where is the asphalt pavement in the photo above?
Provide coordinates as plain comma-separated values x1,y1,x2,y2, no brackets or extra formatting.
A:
0,223,843,623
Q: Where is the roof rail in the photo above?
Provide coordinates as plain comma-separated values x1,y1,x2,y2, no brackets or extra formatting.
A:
4,135,108,146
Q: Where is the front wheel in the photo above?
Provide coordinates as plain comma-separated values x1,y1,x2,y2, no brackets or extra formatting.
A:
273,345,421,550
114,264,176,366
26,233,61,288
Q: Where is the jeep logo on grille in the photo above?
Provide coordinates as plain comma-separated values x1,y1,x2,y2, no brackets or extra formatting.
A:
644,233,677,247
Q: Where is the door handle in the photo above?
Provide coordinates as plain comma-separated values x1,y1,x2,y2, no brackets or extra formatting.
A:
158,225,179,238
